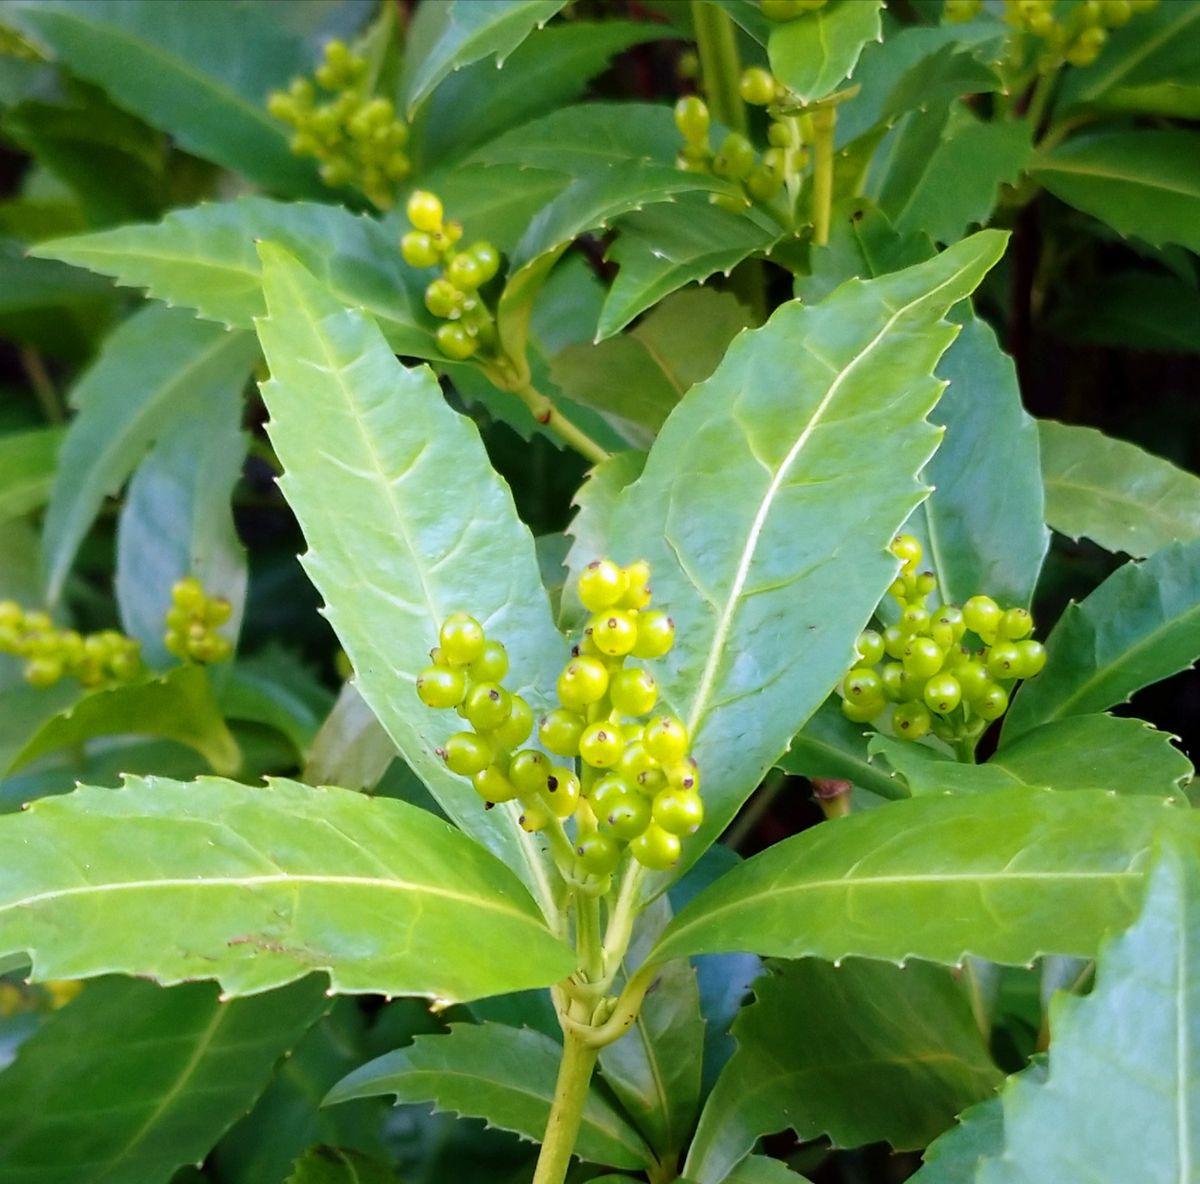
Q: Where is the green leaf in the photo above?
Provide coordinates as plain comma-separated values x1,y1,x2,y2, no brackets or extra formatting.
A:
0,975,330,1184
327,1022,653,1170
609,232,1007,884
599,195,780,340
32,198,438,358
719,1155,815,1184
551,289,752,440
880,41,1005,123
1038,420,1200,558
1049,270,1200,354
683,959,1001,1182
971,840,1200,1183
3,0,321,195
0,425,63,525
648,789,1195,967
403,0,568,117
303,683,396,793
254,244,566,917
0,774,575,999
870,714,1192,801
1003,539,1200,740
115,366,247,669
286,1147,398,1184
1032,130,1200,254
41,303,258,604
767,0,883,104
0,682,81,783
909,1091,1010,1183
8,665,242,777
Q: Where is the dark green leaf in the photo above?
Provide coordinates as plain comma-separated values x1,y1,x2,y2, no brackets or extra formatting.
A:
909,1091,1009,1183
0,426,63,525
1049,271,1200,354
286,1146,398,1184
767,0,883,104
428,163,570,256
720,1155,815,1183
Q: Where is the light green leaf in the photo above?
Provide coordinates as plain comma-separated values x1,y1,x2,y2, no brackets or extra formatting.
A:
767,0,883,104
683,959,1001,1182
0,975,329,1184
1049,270,1200,354
1032,130,1200,253
3,0,321,195
909,1090,1010,1183
32,198,438,358
8,665,242,777
254,244,565,917
0,426,63,525
975,840,1200,1183
1038,420,1200,558
0,775,575,999
609,232,1007,885
1003,539,1200,740
649,789,1195,967
115,367,247,669
600,195,780,340
286,1146,398,1184
327,1023,653,1169
403,0,568,116
303,683,396,793
41,303,258,604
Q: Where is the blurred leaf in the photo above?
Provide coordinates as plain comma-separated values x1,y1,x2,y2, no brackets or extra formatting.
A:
403,0,567,116
0,975,329,1184
0,681,80,781
255,245,565,917
683,959,1000,1182
327,1023,654,1169
0,775,575,999
881,41,1004,122
1050,270,1200,354
1038,420,1200,558
608,232,1006,887
1003,539,1200,740
649,789,1195,966
909,1090,1009,1183
33,198,438,358
304,683,396,792
1032,130,1200,253
720,1155,815,1183
286,1147,398,1184
115,368,248,668
767,0,883,104
0,426,63,525
42,303,257,604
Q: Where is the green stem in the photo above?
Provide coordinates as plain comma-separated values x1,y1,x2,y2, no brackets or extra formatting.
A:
954,736,977,764
512,382,611,467
577,890,605,984
810,106,836,247
691,0,746,134
20,347,62,424
1024,68,1059,139
531,1028,601,1184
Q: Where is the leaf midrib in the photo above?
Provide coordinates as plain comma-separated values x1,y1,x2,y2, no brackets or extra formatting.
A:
1074,5,1200,101
1045,472,1197,536
1036,157,1200,199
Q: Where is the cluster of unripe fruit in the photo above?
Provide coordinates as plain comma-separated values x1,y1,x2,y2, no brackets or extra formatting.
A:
839,535,1046,744
760,0,830,19
675,94,792,206
0,601,141,689
400,189,501,362
416,560,701,880
164,577,233,664
268,39,411,208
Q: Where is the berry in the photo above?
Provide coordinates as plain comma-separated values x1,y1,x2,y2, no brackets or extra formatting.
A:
630,823,681,870
539,707,586,756
673,95,710,144
472,764,519,803
637,766,667,795
999,607,1034,641
933,605,966,639
739,67,777,106
469,241,500,283
746,164,783,202
844,666,884,706
883,626,908,659
899,605,931,635
963,595,1002,640
589,610,638,657
407,190,443,232
401,231,439,269
653,787,704,835
578,560,627,611
890,534,923,572
619,560,652,610
445,251,484,291
665,758,701,793
892,701,932,739
579,723,624,769
436,322,477,360
842,698,883,724
576,832,621,877
441,731,492,776
644,715,688,764
603,791,652,840
632,611,675,659
557,656,609,709
519,799,551,833
469,640,509,683
463,682,511,731
172,576,206,613
425,278,464,319
923,672,962,716
986,643,1022,680
509,749,551,795
610,667,658,716
956,660,991,702
590,773,630,813
903,637,944,680
1014,639,1047,679
416,665,465,709
542,766,581,817
713,132,755,181
439,613,486,665
492,695,534,748
855,629,885,666
24,656,62,688
617,740,655,782
975,683,1009,721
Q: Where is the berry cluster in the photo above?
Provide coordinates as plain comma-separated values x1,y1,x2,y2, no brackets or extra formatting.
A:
0,601,141,688
761,0,830,19
839,535,1047,746
417,560,701,881
996,0,1158,69
164,577,233,664
401,190,501,362
674,95,790,206
268,39,411,208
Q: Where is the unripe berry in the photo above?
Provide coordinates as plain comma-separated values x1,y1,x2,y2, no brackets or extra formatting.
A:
986,643,1022,680
578,559,627,611
630,823,681,870
468,640,509,683
579,723,624,769
464,682,512,731
674,95,710,144
172,576,206,613
619,560,653,610
923,672,962,715
473,764,520,803
975,683,1010,721
631,611,675,659
539,708,585,756
603,791,652,839
439,613,485,665
576,831,621,877
542,766,581,817
509,749,551,795
963,595,1002,640
491,695,534,748
644,715,688,764
426,279,464,320
590,772,630,813
436,322,477,360
899,605,931,635
956,660,991,702
557,656,609,709
653,787,704,835
445,251,484,291
855,629,885,666
883,626,908,660
24,656,62,687
892,701,932,739
844,666,885,706
617,740,655,782
407,189,444,232
842,698,882,724
713,132,755,181
903,637,944,680
932,605,966,639
441,731,492,776
999,607,1033,641
890,534,923,572
610,667,658,716
402,231,439,268
637,766,667,796
746,165,783,203
589,610,638,657
1014,639,1047,679
739,67,777,106
416,665,466,709
518,799,551,833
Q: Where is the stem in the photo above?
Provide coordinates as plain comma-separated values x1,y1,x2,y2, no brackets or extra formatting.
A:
20,348,62,424
810,106,836,247
513,382,610,467
954,737,977,764
577,891,605,984
1024,69,1059,139
601,862,644,983
531,1028,601,1184
691,0,746,134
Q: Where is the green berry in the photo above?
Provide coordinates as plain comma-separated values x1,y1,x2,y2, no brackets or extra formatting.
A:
746,164,783,203
172,576,206,613
923,672,962,716
439,612,486,665
518,799,551,833
416,664,466,709
469,241,500,283
473,764,520,803
468,640,509,683
637,766,667,796
509,749,551,795
999,607,1034,641
653,787,704,836
1014,639,1047,679
713,132,755,181
464,681,511,731
673,95,710,144
579,723,624,769
576,832,621,877
445,251,484,291
899,605,931,635
879,662,907,700
578,559,627,611
589,610,638,657
425,278,463,319
24,656,62,688
619,560,653,609
957,660,991,702
892,701,932,739
891,534,923,572
492,695,534,748
603,791,651,839
883,626,908,659
842,698,882,724
617,740,655,782
739,66,777,106
407,189,443,232
401,231,439,268
609,667,658,716
590,773,630,813
844,666,884,706
986,643,1022,680
933,605,966,638
903,637,944,680
631,611,675,659
539,707,586,756
630,823,681,870
975,683,1009,721
436,322,477,360
557,656,609,709
542,766,581,817
855,629,885,666
644,715,688,764
666,758,700,793
963,595,1002,639
441,731,492,776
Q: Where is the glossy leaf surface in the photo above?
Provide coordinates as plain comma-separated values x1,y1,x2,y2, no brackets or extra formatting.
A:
0,427,63,525
767,0,883,104
286,1147,398,1184
779,697,905,802
0,775,574,999
303,683,396,793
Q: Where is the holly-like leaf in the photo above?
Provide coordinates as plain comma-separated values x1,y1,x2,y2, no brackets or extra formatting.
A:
403,0,567,116
1032,130,1200,254
1003,539,1200,741
648,789,1195,967
285,1146,399,1184
0,775,575,999
33,199,437,357
0,976,329,1184
327,1023,653,1169
608,232,1007,885
718,1155,815,1184
254,244,565,917
41,303,258,604
0,425,63,525
909,1090,1011,1183
303,683,397,793
1038,419,1200,558
683,959,1001,1183
767,0,883,105
3,0,321,196
1049,271,1200,354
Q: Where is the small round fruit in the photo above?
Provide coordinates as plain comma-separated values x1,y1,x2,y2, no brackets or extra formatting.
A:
842,697,882,723
406,189,444,232
631,611,675,658
472,764,520,803
445,251,484,291
844,666,884,706
491,695,534,748
542,766,582,817
999,607,1034,641
425,278,463,318
436,322,477,360
609,667,658,715
902,637,944,680
673,95,710,143
644,715,688,764
464,681,511,731
416,664,465,709
653,786,704,835
578,559,627,611
933,604,966,639
630,823,681,870
923,672,962,716
576,831,621,877
518,799,551,833
589,610,638,657
439,612,485,665
509,749,551,795
469,241,500,283
739,66,777,106
1014,639,1047,679
891,534,923,572
538,707,586,756
855,629,885,666
468,640,508,683
986,643,1022,680
590,773,630,813
713,132,755,181
637,766,667,795
619,560,652,609
892,701,932,739
617,740,655,782
957,660,991,702
883,626,908,659
963,595,1002,639
440,731,492,776
899,605,931,635
401,230,439,268
557,656,610,709
579,723,624,769
24,656,62,688
603,791,651,839
172,576,206,612
975,683,1010,721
